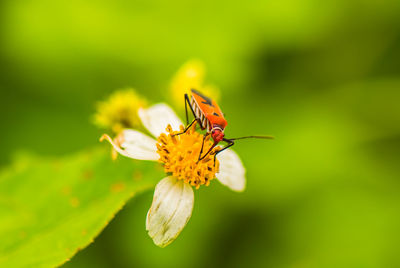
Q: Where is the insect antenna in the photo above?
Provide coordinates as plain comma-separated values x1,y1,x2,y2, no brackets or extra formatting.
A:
229,135,274,141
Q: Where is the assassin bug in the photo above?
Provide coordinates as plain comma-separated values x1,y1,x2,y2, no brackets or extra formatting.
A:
173,89,273,165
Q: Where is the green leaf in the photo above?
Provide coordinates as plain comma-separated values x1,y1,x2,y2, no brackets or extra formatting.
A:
0,148,163,268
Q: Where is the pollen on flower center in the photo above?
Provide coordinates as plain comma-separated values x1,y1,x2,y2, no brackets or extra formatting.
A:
156,123,220,189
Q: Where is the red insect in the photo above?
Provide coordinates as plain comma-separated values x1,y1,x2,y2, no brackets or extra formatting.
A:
174,89,273,164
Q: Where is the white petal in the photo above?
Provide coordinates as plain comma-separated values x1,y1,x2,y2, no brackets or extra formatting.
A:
100,129,159,161
216,149,246,192
138,103,183,138
146,177,194,247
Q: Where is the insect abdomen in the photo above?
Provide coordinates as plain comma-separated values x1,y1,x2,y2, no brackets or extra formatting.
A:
190,97,211,130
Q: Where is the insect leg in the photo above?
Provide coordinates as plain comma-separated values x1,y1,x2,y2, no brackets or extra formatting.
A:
184,93,197,125
185,92,204,131
172,118,197,137
172,93,202,137
213,138,235,167
184,94,190,125
198,132,210,161
198,141,218,163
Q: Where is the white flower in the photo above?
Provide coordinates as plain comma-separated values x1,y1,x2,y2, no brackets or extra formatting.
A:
101,103,246,247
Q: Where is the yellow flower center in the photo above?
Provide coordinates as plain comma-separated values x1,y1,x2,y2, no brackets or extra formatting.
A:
169,59,220,109
156,123,220,189
93,89,147,134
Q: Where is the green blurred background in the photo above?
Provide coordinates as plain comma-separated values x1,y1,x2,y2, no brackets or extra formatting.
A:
1,0,400,267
